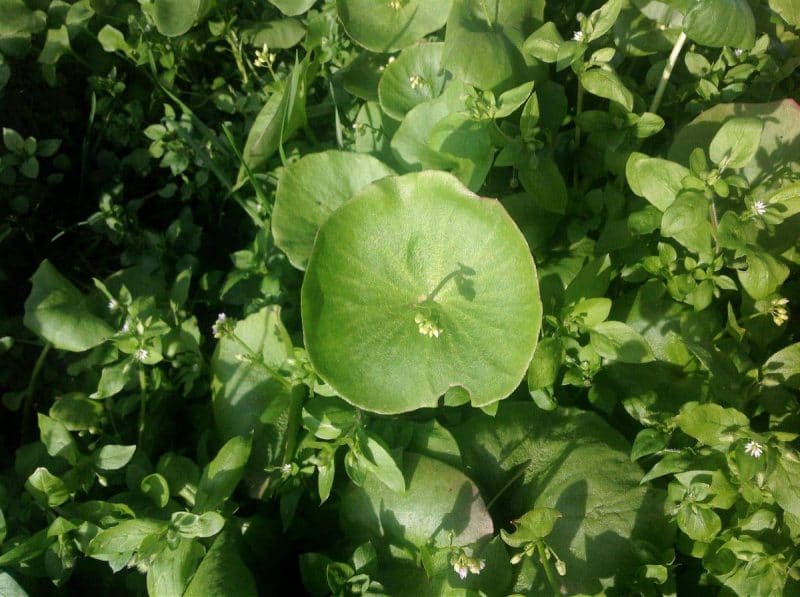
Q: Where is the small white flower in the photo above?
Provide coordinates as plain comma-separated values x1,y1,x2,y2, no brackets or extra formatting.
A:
107,299,119,312
752,200,767,216
212,312,228,338
467,559,486,574
734,48,744,57
454,564,468,580
388,0,402,9
281,463,293,474
744,440,764,458
409,74,423,89
135,348,149,362
254,43,275,68
415,313,443,338
572,30,584,43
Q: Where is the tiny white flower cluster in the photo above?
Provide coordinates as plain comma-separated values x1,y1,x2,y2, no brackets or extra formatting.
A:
409,74,423,90
572,30,584,43
254,43,276,69
744,440,765,458
450,554,485,580
415,313,442,338
212,312,228,338
734,48,744,57
388,0,403,9
769,298,789,326
107,299,119,312
752,200,767,216
135,348,149,362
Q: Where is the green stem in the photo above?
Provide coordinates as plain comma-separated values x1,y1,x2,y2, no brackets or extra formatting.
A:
537,542,560,596
137,367,148,446
282,385,306,466
229,331,293,390
486,465,527,511
649,31,688,114
20,343,52,444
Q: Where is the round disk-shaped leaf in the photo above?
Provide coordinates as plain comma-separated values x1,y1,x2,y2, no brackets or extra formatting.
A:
335,0,452,53
378,42,447,121
302,171,541,414
272,151,395,270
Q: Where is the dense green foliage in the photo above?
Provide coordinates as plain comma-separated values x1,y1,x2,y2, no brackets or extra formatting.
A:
1,0,800,595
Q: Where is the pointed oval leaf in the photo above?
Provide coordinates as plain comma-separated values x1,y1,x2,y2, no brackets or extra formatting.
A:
683,0,755,49
272,151,395,270
302,171,541,414
708,117,763,170
24,260,114,352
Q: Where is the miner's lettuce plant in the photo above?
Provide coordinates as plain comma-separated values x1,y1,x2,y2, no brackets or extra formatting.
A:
1,0,800,595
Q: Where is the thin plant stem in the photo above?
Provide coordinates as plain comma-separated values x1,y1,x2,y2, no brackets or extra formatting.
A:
649,31,688,114
137,367,148,446
20,343,52,444
281,386,306,466
486,465,527,511
537,542,561,596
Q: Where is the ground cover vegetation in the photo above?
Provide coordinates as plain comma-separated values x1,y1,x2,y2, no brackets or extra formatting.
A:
1,0,800,595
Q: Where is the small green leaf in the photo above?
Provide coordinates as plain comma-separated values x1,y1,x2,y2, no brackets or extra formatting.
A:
709,117,763,170
674,402,748,448
141,473,171,508
38,414,79,464
631,429,668,461
590,321,655,363
171,511,226,539
49,393,103,431
146,538,204,597
25,467,69,507
500,507,561,546
94,445,137,471
580,68,633,111
762,342,800,389
24,260,114,352
527,337,563,391
359,432,405,493
378,42,446,121
677,503,721,542
495,82,535,118
92,360,130,399
661,192,713,257
87,519,168,561
194,435,252,513
38,26,70,65
183,530,257,597
626,153,689,211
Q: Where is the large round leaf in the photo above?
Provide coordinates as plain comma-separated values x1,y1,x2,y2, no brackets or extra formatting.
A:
378,42,447,121
454,403,673,595
302,171,541,414
272,151,395,270
340,453,493,549
336,0,452,53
